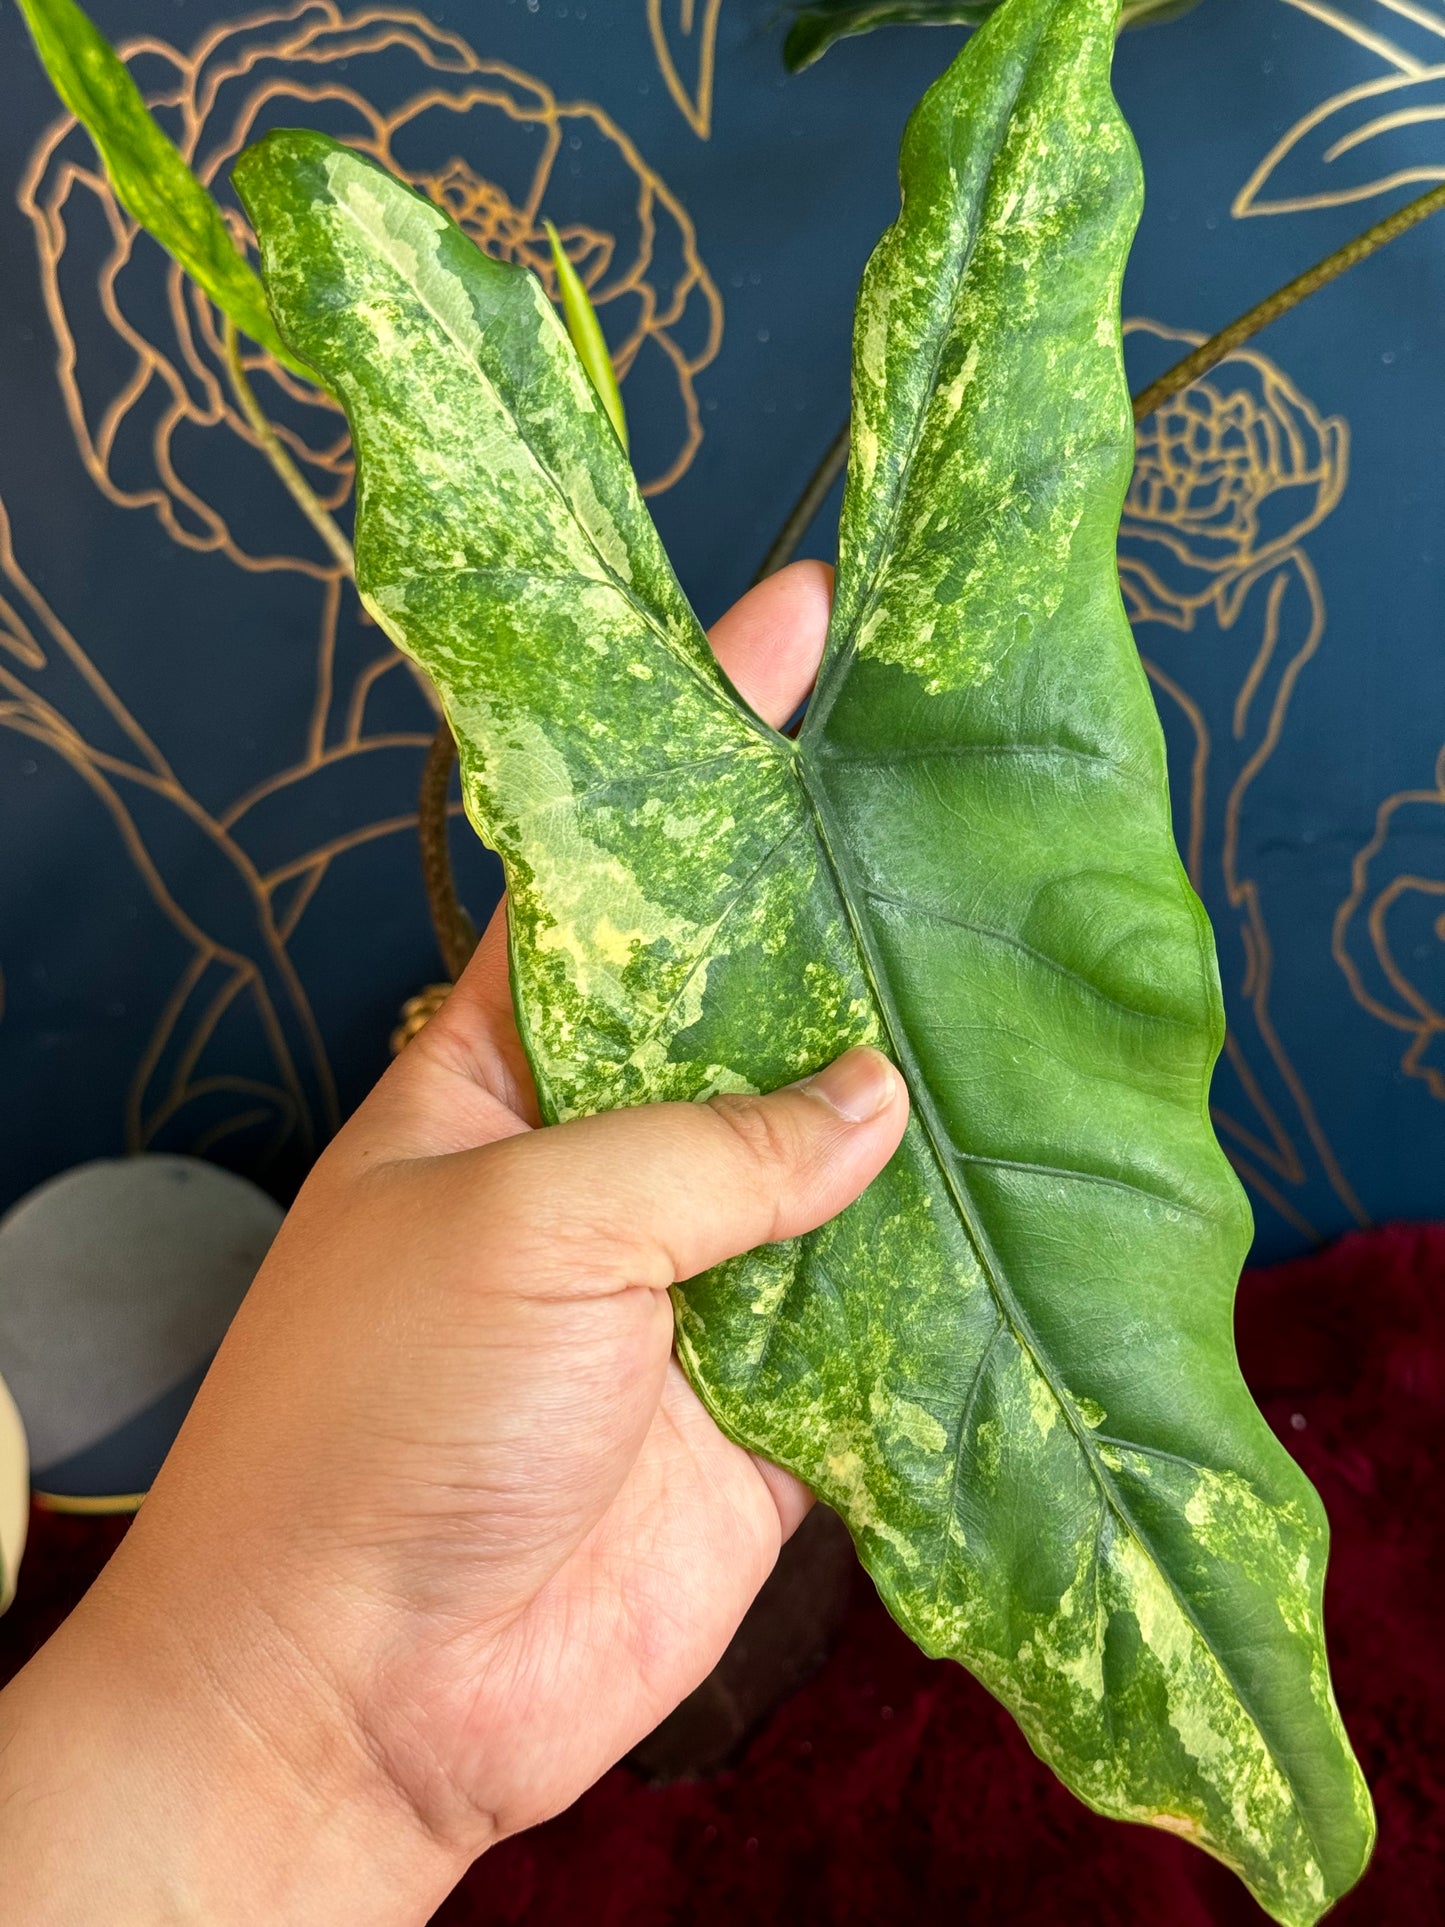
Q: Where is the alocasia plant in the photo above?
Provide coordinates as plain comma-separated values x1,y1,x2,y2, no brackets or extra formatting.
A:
232,0,1373,1917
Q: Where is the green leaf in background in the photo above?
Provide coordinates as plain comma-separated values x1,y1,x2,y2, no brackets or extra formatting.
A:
545,219,629,453
14,0,311,380
784,0,1200,72
234,0,1373,1915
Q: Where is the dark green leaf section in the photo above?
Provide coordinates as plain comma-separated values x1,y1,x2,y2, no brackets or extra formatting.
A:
235,2,1372,1917
784,0,1199,73
15,0,310,378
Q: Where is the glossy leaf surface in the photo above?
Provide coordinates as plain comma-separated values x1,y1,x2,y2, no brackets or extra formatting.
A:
236,1,1372,1917
15,0,310,378
784,0,1199,71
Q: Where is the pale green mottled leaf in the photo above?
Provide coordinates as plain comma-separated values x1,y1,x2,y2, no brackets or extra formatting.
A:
15,0,311,379
783,0,1200,72
234,0,1372,1916
545,220,628,453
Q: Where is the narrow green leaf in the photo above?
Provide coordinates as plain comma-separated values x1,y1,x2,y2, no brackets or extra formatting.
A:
14,0,311,379
783,0,1199,72
235,0,1373,1916
545,219,629,453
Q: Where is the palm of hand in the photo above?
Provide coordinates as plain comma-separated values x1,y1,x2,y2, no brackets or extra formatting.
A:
132,566,847,1855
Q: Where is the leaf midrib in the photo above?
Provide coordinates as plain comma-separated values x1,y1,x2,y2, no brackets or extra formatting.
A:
792,737,1322,1870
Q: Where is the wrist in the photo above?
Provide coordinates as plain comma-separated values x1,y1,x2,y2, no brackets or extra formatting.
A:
0,1538,479,1925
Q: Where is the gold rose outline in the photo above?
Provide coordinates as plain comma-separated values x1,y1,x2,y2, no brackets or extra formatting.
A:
1333,748,1445,1101
8,5,722,1167
1121,320,1366,1241
18,0,724,568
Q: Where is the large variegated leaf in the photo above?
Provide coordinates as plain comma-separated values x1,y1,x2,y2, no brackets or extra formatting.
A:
234,0,1373,1917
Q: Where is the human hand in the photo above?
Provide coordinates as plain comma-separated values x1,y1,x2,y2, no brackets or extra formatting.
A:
0,562,908,1925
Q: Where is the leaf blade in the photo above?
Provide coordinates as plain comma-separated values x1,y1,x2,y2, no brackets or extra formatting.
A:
15,0,310,379
804,1,1373,1911
236,4,1373,1912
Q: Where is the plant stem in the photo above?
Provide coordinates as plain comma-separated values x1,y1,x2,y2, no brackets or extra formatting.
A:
419,723,479,981
1132,182,1445,422
222,318,356,574
753,419,851,583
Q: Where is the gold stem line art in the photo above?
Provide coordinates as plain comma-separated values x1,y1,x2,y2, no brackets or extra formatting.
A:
309,567,343,763
1197,573,1341,1208
1238,3,1445,216
1123,320,1368,1239
1,691,333,1152
223,319,454,729
1132,181,1445,421
1141,658,1210,890
219,734,434,832
1282,0,1429,72
221,317,354,572
1148,550,1369,1228
274,862,329,941
1333,746,1445,1100
0,488,362,1161
1136,647,1326,1214
647,0,724,139
1371,0,1445,44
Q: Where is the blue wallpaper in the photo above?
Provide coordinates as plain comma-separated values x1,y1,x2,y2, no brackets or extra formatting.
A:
1,0,1443,1260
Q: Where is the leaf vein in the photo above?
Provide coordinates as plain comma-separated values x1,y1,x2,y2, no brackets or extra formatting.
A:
861,885,1194,1034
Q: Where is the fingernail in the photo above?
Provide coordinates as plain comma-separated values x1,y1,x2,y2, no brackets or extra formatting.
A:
797,1048,899,1123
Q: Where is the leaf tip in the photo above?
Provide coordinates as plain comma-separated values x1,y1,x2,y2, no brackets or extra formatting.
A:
543,215,629,454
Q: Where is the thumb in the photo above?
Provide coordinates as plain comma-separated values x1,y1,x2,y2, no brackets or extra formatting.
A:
471,1048,910,1298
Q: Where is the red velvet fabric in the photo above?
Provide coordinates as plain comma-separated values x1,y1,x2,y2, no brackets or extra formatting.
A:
4,1223,1441,1922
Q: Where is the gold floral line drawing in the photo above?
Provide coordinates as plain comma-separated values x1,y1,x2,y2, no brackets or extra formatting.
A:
4,1,724,1175
0,488,424,1166
647,0,724,139
1334,750,1445,1102
1236,3,1445,1120
1238,0,1445,215
1121,320,1367,1243
19,0,724,550
3,5,1378,1234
